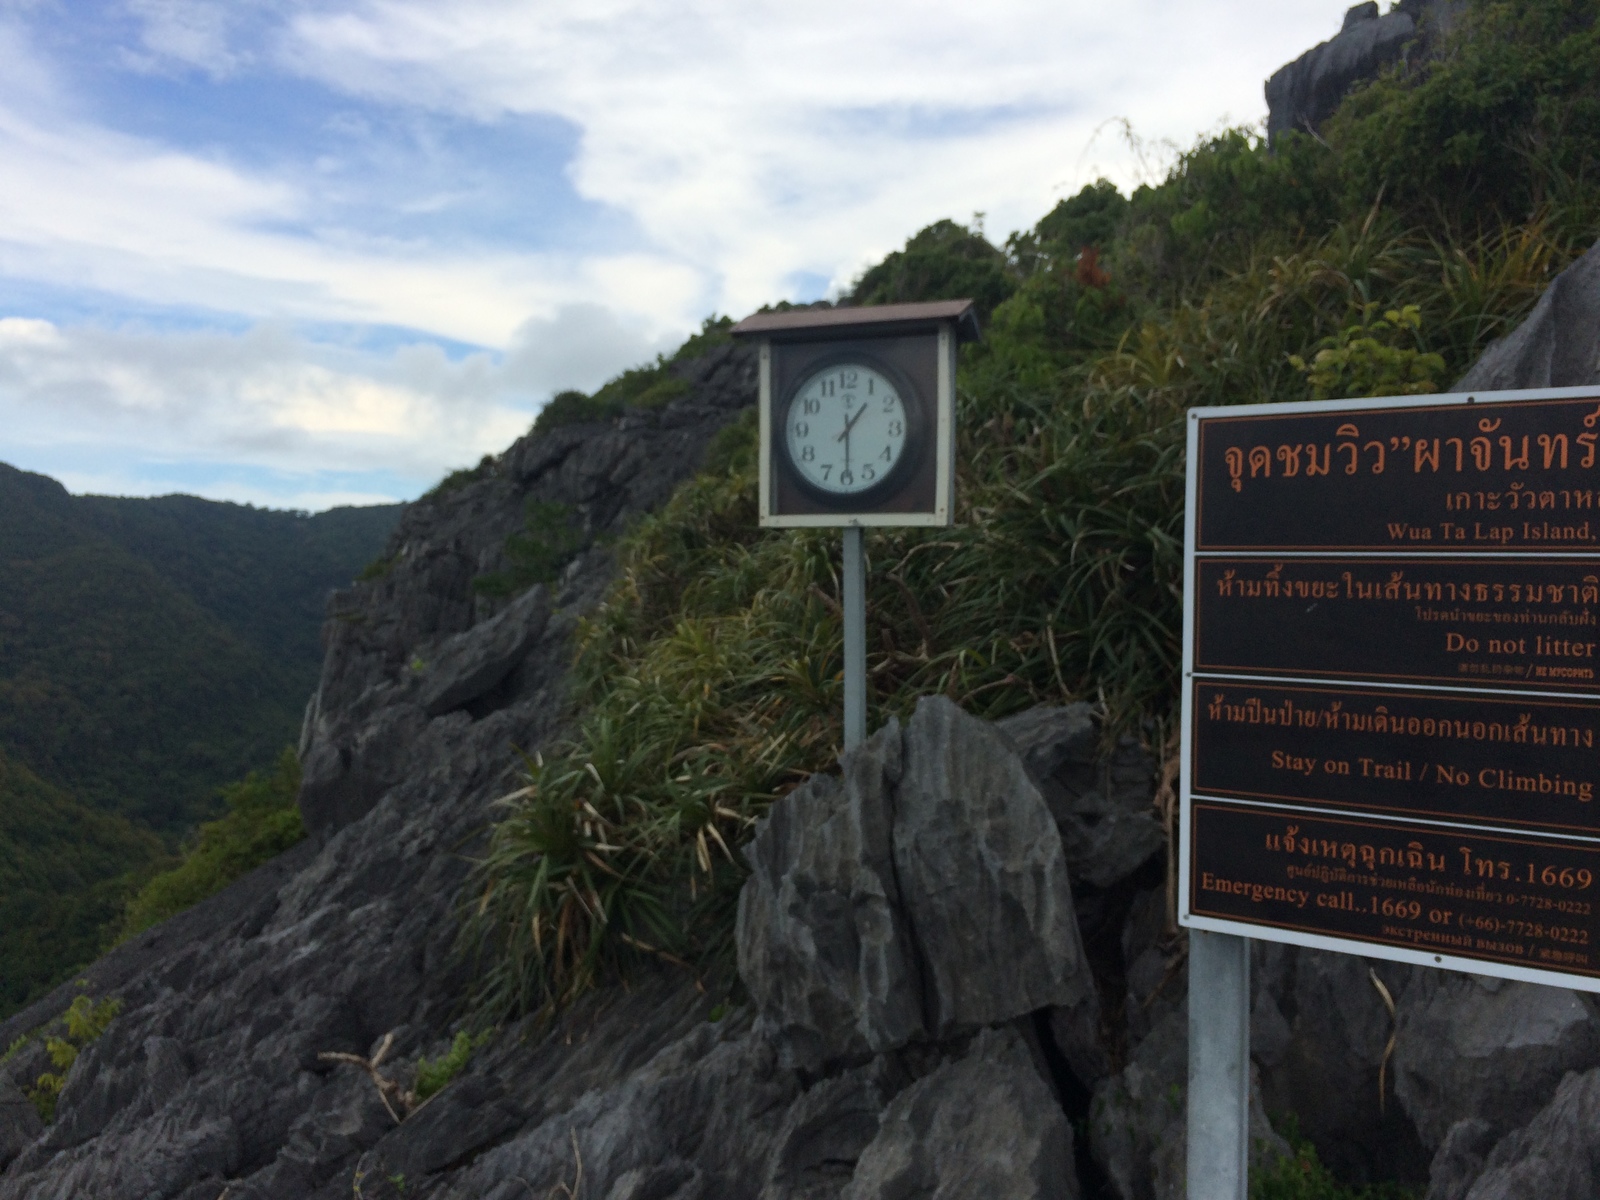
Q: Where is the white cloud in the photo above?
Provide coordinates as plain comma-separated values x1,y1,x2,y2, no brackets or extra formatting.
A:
0,306,671,495
281,0,1354,311
0,0,1362,507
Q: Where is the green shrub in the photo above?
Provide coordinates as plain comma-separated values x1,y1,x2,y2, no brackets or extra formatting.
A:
472,501,583,599
1290,304,1447,400
849,218,1017,320
357,554,396,582
1328,0,1600,235
26,991,122,1122
114,747,304,941
1252,1120,1416,1199
420,456,496,501
413,1029,492,1102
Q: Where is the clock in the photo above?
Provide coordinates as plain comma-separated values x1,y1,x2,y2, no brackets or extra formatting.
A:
777,355,923,506
729,299,976,527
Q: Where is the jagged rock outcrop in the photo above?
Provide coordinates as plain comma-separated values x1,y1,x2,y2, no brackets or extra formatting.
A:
1393,973,1600,1152
996,704,1163,890
296,341,757,838
0,1079,40,1172
1454,1068,1600,1199
843,1028,1077,1200
1456,237,1600,391
739,698,1094,1064
1265,0,1462,145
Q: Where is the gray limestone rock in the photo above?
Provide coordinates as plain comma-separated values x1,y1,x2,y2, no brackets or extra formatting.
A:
1393,971,1600,1150
1089,1005,1286,1200
995,704,1163,890
0,1077,40,1172
896,696,1093,1036
1254,947,1428,1184
417,583,549,716
1456,238,1600,391
738,698,1096,1068
295,340,757,838
1264,0,1461,145
1265,7,1417,144
842,1027,1077,1200
1461,1068,1600,1200
1089,1009,1190,1200
737,720,923,1066
1121,889,1183,1048
758,1060,898,1200
1427,1118,1497,1200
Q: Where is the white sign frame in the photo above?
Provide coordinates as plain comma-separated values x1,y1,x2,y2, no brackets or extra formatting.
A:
1180,384,1600,992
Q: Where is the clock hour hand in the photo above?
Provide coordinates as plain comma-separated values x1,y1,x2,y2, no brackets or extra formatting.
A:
836,403,866,441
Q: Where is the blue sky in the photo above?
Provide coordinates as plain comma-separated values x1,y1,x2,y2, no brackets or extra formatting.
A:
0,0,1356,510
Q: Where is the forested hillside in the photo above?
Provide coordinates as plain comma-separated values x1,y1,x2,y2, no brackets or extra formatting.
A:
0,464,399,1015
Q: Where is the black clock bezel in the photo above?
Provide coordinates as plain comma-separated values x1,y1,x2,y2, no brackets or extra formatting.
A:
774,350,928,510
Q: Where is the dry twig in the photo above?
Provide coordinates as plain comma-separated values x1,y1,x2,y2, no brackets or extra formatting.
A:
1369,969,1399,1115
318,1031,416,1124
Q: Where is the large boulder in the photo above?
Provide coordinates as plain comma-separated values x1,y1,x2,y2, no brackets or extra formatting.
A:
1456,238,1600,391
1458,1068,1600,1200
737,720,924,1065
995,704,1163,891
1265,0,1461,145
1393,972,1600,1151
895,697,1094,1035
416,584,549,717
843,1027,1077,1200
738,697,1095,1067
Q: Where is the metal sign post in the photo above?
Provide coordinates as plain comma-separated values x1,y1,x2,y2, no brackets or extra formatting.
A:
1182,385,1600,1195
1187,929,1250,1200
842,524,867,751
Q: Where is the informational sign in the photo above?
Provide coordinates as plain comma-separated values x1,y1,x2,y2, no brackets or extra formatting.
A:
1180,387,1600,990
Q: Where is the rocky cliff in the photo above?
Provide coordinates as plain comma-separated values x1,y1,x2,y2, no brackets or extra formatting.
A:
1265,1,1463,145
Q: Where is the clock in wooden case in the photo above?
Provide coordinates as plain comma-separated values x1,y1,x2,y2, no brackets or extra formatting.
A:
730,300,978,528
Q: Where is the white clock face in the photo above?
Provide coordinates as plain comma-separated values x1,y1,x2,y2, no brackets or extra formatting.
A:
783,362,909,497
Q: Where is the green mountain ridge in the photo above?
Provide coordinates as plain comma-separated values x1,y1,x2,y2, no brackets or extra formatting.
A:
0,462,401,1015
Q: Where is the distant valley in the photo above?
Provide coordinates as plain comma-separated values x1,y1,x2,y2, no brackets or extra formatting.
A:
0,462,401,1014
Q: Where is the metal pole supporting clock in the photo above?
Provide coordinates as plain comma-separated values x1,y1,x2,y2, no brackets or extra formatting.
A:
731,300,977,751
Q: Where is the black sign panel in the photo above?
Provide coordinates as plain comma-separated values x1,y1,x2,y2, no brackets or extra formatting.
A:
1192,681,1600,833
1196,394,1600,552
1195,557,1600,694
1190,802,1600,978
